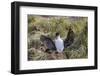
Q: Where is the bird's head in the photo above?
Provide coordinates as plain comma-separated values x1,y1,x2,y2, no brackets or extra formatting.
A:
55,32,60,39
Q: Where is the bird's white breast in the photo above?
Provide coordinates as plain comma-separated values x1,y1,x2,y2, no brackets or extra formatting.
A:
55,37,64,53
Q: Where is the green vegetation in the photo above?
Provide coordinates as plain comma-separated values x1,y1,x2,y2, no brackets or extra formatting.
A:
28,15,88,60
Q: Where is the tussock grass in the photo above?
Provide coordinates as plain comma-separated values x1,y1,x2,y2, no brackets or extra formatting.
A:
28,15,88,60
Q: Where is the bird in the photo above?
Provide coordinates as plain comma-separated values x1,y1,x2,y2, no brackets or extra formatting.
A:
40,27,75,53
54,32,64,53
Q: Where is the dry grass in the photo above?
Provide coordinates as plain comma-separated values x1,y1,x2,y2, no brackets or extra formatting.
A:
28,15,88,61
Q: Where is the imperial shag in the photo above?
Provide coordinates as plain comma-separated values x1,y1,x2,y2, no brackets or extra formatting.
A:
40,28,75,53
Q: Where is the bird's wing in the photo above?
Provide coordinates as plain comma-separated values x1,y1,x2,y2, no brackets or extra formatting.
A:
64,29,75,48
40,35,56,50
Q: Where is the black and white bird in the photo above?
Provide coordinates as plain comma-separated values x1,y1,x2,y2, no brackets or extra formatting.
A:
40,28,75,53
54,32,64,53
